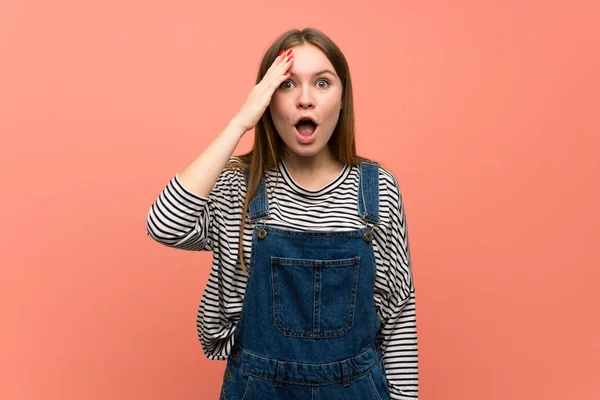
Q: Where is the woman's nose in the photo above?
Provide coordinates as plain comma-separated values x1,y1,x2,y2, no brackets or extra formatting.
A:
296,88,315,109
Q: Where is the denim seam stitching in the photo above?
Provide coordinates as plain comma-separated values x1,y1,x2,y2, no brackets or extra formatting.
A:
258,227,368,238
271,256,360,266
236,357,380,387
236,343,374,365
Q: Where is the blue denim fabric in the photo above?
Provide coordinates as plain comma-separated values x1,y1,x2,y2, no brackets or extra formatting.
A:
220,161,390,400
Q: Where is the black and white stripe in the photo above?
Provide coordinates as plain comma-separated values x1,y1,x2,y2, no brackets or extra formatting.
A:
146,157,419,399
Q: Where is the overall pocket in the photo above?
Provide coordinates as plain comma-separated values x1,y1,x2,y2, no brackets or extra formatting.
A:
220,363,253,400
270,256,360,338
367,358,391,400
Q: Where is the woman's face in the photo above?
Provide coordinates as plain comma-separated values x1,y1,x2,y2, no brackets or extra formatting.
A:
270,43,343,159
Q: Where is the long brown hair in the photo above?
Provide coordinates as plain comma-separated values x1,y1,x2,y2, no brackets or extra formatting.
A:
227,27,370,275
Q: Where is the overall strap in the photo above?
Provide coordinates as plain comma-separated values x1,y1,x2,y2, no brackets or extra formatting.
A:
357,161,380,225
244,170,269,222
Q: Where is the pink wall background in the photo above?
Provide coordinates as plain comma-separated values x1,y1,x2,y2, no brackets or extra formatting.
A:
1,1,598,399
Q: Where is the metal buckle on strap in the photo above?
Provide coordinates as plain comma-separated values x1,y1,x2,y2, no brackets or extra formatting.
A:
362,211,378,242
256,220,267,239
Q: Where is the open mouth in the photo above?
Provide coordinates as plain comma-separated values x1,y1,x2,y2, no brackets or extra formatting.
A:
295,118,318,136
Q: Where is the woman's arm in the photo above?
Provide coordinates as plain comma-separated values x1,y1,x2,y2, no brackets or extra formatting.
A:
145,50,296,250
376,175,419,399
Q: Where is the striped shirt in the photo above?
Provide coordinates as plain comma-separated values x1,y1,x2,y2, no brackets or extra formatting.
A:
146,157,418,399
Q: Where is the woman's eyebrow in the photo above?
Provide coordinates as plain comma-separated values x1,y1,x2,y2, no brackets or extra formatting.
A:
314,69,337,77
289,69,337,77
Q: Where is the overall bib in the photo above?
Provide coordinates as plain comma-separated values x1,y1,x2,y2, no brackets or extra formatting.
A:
219,161,391,400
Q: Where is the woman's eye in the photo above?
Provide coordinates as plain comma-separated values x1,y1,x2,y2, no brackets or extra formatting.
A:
279,79,329,89
317,79,329,88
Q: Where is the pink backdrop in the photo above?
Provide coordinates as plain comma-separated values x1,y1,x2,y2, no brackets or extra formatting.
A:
1,1,598,399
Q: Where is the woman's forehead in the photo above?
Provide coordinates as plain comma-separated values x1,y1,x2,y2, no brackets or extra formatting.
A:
288,45,337,78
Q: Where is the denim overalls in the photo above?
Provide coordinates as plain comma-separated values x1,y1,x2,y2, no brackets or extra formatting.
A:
219,161,391,400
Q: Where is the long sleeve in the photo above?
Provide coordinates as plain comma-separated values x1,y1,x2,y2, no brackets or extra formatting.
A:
146,175,213,250
145,159,251,359
375,177,419,399
145,158,245,252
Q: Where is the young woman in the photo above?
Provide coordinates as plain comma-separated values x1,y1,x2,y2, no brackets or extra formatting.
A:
147,27,418,399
